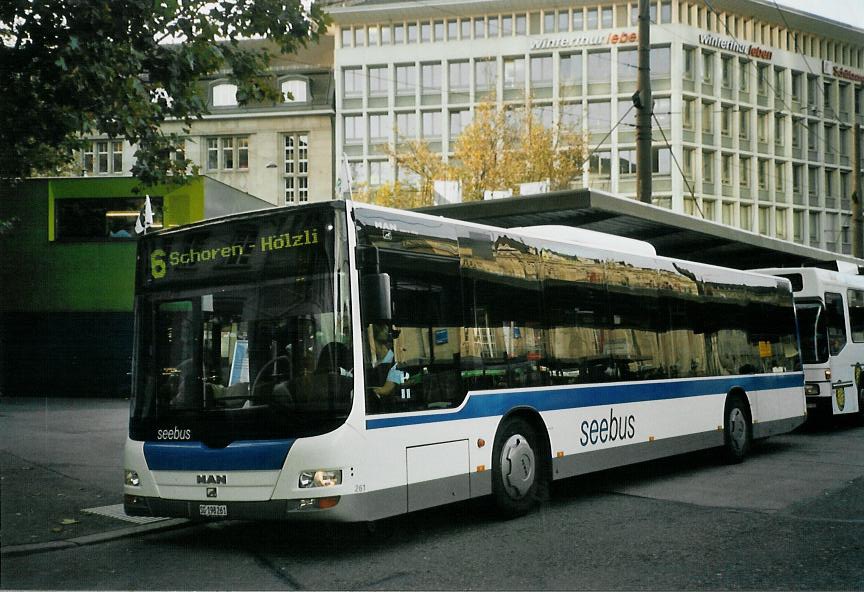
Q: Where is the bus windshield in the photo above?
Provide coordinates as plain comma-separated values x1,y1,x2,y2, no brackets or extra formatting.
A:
130,205,353,444
795,302,828,364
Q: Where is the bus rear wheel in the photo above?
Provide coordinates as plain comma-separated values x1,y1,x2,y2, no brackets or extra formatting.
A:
492,417,543,517
723,397,752,464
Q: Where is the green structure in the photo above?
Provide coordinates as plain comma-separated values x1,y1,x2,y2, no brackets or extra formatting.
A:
0,176,271,397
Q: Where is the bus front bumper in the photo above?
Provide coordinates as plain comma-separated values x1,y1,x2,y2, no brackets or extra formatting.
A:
124,494,348,522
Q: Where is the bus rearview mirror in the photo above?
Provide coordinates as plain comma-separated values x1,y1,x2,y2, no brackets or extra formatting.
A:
361,273,392,322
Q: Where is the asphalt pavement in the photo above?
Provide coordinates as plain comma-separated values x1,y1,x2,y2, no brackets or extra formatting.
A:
0,397,186,557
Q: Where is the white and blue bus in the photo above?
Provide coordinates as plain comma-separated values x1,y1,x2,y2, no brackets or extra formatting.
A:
124,200,806,521
754,264,864,417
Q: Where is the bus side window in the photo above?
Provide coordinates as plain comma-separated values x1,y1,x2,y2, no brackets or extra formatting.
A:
825,292,847,355
847,289,864,343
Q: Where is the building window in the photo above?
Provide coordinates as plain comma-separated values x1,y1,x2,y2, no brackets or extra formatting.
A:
501,15,513,36
369,113,390,143
650,47,671,79
703,151,714,183
757,112,769,143
212,82,238,107
368,66,388,96
619,48,638,82
281,79,309,103
774,116,785,145
652,147,671,175
396,112,417,138
343,68,363,97
619,148,637,175
589,151,612,177
720,105,732,137
504,57,526,90
284,133,309,204
757,159,768,190
421,110,442,139
682,98,695,130
757,64,768,96
81,140,125,175
475,59,496,93
449,61,470,91
721,153,732,185
702,101,714,133
739,109,750,140
421,63,442,95
344,115,363,144
530,55,553,89
721,56,732,88
775,162,785,192
450,109,471,138
205,136,249,171
560,53,582,88
682,47,694,80
602,6,613,28
587,51,611,84
55,196,163,241
572,9,583,31
739,60,750,92
791,71,802,102
369,161,392,187
95,141,110,173
112,141,124,173
587,101,611,132
740,157,751,187
396,64,417,96
740,204,752,231
793,164,803,193
701,51,713,84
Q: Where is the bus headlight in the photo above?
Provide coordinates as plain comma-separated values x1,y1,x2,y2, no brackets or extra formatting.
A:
804,383,820,396
298,469,342,488
124,470,140,487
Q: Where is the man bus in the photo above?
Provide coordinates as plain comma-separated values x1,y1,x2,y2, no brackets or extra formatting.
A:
125,200,806,522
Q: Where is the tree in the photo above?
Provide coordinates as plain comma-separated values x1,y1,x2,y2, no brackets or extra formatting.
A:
0,0,328,186
381,100,587,204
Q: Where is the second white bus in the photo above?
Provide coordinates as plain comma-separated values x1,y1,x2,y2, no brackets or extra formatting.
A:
755,263,864,417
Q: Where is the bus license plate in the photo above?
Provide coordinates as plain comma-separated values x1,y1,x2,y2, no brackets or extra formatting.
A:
199,504,228,518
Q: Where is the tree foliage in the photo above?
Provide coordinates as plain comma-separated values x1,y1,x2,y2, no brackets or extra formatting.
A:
365,100,587,207
0,0,328,186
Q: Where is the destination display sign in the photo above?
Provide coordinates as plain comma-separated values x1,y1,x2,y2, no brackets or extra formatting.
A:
136,208,334,290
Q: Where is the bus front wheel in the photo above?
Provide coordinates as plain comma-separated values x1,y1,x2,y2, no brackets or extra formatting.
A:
723,397,752,464
492,417,542,517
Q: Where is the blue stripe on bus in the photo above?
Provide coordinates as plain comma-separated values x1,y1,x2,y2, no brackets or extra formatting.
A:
366,373,803,430
143,439,295,471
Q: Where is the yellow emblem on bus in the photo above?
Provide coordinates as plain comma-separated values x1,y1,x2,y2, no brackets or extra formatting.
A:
835,386,846,411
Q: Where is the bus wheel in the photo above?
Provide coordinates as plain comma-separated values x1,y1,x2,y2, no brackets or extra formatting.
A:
492,417,542,517
723,397,752,464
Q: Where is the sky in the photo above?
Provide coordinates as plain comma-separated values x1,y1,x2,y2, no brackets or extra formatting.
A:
774,0,864,30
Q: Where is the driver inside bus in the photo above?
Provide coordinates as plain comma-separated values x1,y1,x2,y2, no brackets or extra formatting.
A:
370,322,403,398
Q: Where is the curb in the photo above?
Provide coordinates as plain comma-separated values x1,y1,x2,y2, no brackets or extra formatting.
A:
1,518,191,558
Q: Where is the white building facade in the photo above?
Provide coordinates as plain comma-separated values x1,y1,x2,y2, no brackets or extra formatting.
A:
330,0,864,254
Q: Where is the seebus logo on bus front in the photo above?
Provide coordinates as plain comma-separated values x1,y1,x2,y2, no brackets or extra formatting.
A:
157,426,192,440
579,409,637,447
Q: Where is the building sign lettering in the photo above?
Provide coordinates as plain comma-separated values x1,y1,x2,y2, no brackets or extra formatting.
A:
699,33,773,60
822,60,864,83
530,31,637,51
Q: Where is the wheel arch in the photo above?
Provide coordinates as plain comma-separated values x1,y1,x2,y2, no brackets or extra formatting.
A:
725,386,753,421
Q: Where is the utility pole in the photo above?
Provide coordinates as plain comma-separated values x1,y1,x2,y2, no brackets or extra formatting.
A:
854,116,862,258
635,0,653,204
